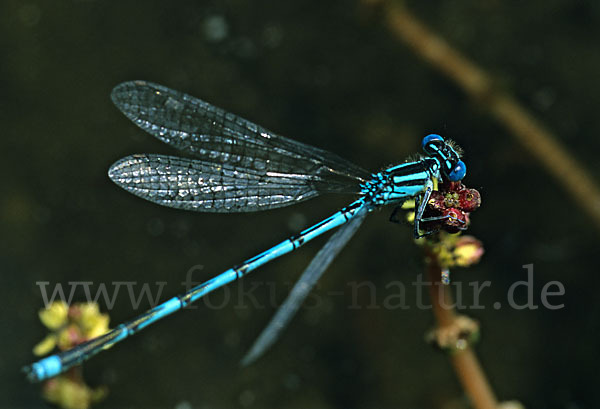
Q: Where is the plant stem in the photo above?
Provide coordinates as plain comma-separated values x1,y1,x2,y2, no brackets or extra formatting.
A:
426,261,498,409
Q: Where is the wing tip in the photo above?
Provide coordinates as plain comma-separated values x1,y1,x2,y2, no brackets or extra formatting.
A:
239,352,256,367
107,154,148,185
240,341,268,367
107,158,127,186
110,80,158,107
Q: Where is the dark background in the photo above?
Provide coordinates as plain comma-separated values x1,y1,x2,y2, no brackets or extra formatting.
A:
2,1,598,408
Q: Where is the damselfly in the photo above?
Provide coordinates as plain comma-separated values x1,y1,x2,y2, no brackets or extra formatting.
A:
26,80,478,382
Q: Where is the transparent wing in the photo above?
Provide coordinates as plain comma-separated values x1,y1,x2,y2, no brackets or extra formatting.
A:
241,205,368,365
109,153,364,212
110,81,370,200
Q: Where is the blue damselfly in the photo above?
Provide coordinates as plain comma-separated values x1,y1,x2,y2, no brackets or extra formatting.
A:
26,80,475,381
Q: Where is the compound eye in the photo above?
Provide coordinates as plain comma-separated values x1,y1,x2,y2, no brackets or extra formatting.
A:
421,134,444,152
447,160,467,182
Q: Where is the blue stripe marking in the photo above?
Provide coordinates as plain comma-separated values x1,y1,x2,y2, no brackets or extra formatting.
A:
189,268,237,303
300,212,347,242
244,241,295,269
112,327,129,342
32,356,61,380
136,297,182,331
392,171,429,184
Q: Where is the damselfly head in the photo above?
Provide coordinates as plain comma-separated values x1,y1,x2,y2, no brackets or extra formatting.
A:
444,139,464,157
421,134,467,182
421,133,445,154
447,160,466,181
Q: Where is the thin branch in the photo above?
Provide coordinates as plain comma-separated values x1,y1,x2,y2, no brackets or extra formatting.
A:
426,261,498,409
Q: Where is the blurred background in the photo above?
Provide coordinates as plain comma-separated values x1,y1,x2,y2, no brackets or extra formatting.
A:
1,0,599,408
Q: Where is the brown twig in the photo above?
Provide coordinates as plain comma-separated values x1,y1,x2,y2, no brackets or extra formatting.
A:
426,261,498,409
375,1,600,231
